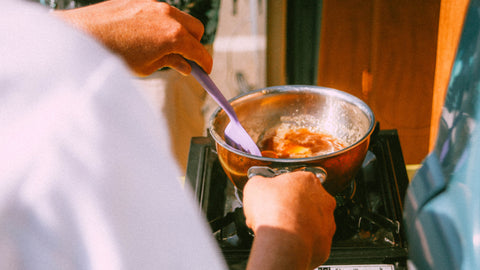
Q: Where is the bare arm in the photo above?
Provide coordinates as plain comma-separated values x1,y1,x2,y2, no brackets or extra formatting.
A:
53,0,212,76
243,171,336,270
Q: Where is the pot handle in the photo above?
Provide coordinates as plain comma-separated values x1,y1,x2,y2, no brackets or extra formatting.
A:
247,166,327,183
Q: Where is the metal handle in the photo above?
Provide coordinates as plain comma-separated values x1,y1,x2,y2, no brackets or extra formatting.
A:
247,166,327,183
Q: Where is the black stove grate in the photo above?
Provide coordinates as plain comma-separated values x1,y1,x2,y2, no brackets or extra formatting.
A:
186,129,409,269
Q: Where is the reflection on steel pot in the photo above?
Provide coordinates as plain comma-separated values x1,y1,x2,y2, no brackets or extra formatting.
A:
208,85,376,195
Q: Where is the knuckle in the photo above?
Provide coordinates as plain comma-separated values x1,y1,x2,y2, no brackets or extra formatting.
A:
168,23,185,40
156,1,174,14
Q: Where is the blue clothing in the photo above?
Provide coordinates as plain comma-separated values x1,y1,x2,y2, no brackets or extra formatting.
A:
404,0,480,269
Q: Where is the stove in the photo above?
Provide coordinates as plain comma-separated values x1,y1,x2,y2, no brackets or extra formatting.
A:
186,128,409,269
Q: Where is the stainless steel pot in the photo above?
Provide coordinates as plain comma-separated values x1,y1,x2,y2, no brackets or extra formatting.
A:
208,85,375,195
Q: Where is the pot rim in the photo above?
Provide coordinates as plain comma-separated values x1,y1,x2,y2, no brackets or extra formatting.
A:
208,85,376,162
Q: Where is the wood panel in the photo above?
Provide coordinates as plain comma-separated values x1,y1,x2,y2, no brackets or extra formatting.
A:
267,0,287,86
370,1,440,164
317,0,373,98
317,0,440,164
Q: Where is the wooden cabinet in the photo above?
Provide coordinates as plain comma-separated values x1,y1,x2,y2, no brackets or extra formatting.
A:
267,0,469,164
317,0,441,164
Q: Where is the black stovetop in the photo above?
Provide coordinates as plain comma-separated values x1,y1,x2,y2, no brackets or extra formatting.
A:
186,129,409,269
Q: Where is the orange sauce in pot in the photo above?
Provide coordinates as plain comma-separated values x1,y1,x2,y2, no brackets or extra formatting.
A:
259,127,347,158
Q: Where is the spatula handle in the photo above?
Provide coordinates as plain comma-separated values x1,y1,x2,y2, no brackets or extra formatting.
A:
187,60,239,123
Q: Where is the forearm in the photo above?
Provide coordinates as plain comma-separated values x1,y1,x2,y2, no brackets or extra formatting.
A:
247,226,313,270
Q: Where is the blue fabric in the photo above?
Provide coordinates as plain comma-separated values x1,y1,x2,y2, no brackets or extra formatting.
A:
404,0,480,269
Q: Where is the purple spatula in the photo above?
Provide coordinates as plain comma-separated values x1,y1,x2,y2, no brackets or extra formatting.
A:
187,60,261,156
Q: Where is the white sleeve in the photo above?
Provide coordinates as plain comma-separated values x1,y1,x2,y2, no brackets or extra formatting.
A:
0,1,226,269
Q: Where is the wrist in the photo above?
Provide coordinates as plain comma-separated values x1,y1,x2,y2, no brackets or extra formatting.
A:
247,226,313,270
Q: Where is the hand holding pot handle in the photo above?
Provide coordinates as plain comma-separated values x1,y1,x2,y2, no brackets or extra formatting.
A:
243,171,336,269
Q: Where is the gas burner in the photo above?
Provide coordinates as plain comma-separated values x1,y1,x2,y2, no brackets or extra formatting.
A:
186,129,409,269
335,176,358,203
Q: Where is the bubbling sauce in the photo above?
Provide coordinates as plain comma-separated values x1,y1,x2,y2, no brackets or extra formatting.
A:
258,125,347,158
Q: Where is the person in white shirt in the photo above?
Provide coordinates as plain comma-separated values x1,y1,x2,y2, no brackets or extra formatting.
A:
0,0,336,269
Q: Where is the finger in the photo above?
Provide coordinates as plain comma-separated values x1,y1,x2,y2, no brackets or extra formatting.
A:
152,54,192,75
174,39,213,73
165,3,205,41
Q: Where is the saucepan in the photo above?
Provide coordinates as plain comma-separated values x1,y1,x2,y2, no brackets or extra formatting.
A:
208,85,375,196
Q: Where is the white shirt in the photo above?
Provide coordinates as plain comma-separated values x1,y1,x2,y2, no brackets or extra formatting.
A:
0,1,226,269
